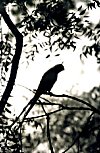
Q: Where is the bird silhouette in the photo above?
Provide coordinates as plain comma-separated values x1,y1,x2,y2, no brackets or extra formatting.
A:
22,64,64,122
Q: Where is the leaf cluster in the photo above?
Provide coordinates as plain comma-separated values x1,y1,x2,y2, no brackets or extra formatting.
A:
0,38,13,85
15,0,100,60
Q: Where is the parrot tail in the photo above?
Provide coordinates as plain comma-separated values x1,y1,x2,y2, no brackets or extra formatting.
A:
22,90,41,122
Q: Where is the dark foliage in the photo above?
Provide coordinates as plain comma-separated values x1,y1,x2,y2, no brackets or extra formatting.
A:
14,0,100,62
0,38,13,84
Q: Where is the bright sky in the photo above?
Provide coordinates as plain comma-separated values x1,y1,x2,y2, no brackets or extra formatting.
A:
15,2,100,94
1,2,100,114
15,38,99,95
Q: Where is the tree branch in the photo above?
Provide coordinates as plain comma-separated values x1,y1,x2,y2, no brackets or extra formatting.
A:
0,7,23,114
47,115,54,153
49,92,100,115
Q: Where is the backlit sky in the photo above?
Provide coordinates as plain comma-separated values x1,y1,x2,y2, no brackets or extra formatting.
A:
1,2,100,114
14,2,100,95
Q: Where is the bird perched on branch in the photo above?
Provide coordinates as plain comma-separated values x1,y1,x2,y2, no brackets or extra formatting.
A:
22,64,64,121
34,63,64,97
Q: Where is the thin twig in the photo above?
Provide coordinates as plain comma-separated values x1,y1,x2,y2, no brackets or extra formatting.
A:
47,115,54,153
49,92,100,115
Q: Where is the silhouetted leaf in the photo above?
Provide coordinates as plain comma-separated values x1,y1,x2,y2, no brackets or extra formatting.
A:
79,9,86,15
46,54,50,58
55,54,60,56
7,102,12,107
5,108,11,114
78,6,82,11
